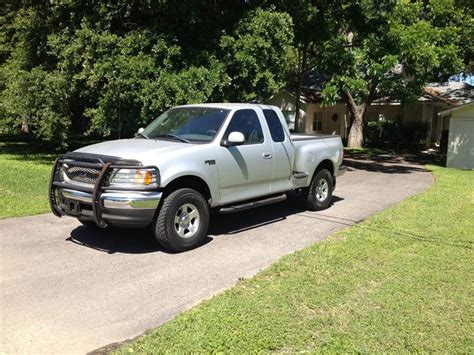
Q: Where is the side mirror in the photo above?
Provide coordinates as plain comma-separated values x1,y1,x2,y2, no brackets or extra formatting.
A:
222,131,245,147
137,127,145,134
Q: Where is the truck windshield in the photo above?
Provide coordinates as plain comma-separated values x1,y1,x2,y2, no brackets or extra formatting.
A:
141,107,229,143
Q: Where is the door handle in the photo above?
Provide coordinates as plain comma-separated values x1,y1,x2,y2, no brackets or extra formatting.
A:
262,152,272,159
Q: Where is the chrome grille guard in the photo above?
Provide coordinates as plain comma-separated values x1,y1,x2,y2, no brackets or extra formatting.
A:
49,152,158,228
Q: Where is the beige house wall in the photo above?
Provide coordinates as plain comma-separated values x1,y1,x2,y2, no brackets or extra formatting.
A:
445,104,474,169
266,90,307,130
265,89,454,145
305,103,348,137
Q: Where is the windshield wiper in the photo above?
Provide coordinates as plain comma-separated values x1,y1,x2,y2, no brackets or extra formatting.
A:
136,132,149,139
156,134,191,143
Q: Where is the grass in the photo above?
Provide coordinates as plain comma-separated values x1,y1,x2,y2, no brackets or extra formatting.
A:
0,137,103,218
119,166,473,353
344,147,391,155
0,143,56,218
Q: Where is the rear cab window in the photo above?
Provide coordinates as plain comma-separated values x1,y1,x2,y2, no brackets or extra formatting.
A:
263,109,285,142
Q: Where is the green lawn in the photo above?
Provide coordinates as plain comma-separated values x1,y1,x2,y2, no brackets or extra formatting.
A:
119,166,473,353
0,137,106,218
0,143,55,218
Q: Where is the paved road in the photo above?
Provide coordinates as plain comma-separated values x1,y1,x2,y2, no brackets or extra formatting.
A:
1,156,433,354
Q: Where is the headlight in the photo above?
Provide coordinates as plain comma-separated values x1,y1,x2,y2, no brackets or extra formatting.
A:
107,168,159,188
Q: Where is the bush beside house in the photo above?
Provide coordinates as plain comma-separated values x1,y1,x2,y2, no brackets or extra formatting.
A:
365,121,429,150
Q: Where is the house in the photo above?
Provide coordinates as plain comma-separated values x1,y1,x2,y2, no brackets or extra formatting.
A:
439,101,474,170
265,76,473,146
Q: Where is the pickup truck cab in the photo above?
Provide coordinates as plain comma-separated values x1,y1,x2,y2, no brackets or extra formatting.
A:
49,103,346,252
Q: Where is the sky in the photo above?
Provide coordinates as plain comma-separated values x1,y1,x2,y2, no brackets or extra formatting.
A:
450,74,474,85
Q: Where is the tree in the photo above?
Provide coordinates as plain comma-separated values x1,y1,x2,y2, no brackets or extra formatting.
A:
319,0,466,148
272,0,342,132
220,8,294,102
0,67,70,148
0,0,251,145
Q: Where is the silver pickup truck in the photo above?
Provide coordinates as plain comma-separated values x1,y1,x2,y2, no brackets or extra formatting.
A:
49,104,346,251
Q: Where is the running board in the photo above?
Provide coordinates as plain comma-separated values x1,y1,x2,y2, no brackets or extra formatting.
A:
219,194,287,214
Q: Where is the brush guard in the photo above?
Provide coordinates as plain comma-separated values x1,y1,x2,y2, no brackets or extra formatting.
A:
49,152,159,228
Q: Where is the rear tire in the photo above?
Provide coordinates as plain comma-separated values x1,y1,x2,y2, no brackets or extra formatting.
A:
153,188,210,252
303,168,333,211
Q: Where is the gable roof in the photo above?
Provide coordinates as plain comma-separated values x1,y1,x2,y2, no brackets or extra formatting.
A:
438,101,474,116
293,71,474,106
422,82,474,105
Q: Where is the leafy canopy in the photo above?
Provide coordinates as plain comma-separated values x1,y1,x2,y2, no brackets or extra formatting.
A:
320,0,466,107
0,0,470,148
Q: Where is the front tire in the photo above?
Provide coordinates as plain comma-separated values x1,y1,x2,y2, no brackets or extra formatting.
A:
304,169,333,211
153,188,210,252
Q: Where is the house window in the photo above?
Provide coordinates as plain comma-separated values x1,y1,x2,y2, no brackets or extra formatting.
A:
313,112,322,131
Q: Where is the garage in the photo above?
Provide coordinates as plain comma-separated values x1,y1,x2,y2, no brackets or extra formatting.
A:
439,102,474,170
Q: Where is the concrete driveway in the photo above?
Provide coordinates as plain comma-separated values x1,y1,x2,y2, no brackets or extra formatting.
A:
0,156,433,354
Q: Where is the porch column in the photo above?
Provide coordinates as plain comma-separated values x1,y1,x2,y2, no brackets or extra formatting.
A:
421,104,433,147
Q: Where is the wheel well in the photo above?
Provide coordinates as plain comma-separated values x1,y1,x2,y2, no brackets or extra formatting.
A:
163,176,212,202
316,159,334,175
313,159,335,187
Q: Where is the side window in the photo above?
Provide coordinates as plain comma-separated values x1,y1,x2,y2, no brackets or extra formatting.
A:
224,109,264,145
263,109,285,142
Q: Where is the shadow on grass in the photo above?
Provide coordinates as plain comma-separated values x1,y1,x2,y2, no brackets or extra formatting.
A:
0,136,106,165
360,223,473,250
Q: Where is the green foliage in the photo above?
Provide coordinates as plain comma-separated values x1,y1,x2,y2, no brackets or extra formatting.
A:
220,8,294,102
364,120,429,150
0,0,470,147
321,0,467,107
0,1,298,145
0,66,70,148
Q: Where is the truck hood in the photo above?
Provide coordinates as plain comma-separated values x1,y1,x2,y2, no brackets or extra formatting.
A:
74,138,191,162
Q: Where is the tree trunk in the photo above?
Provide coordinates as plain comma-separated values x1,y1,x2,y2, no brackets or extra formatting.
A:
346,96,367,148
294,47,307,133
347,109,364,148
294,76,302,132
345,81,377,148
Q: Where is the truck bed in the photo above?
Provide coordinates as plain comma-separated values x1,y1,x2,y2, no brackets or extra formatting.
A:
290,133,341,141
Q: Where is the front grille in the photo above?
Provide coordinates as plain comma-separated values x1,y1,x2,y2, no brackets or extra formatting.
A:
63,165,101,185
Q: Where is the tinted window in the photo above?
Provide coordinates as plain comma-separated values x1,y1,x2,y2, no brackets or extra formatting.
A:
263,109,285,142
224,109,264,145
142,107,229,143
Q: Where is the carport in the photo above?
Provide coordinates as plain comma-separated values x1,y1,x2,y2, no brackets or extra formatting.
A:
439,101,474,170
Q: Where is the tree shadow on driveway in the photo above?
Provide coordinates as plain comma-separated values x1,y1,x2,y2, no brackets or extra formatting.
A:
344,158,428,174
66,195,344,254
343,150,443,174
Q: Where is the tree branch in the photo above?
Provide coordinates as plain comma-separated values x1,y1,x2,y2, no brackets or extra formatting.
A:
366,80,378,103
344,89,358,111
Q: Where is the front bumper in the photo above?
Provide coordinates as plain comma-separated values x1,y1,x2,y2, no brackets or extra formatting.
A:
56,188,162,227
49,152,161,228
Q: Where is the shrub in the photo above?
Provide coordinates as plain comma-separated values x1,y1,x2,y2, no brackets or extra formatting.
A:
365,120,428,150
